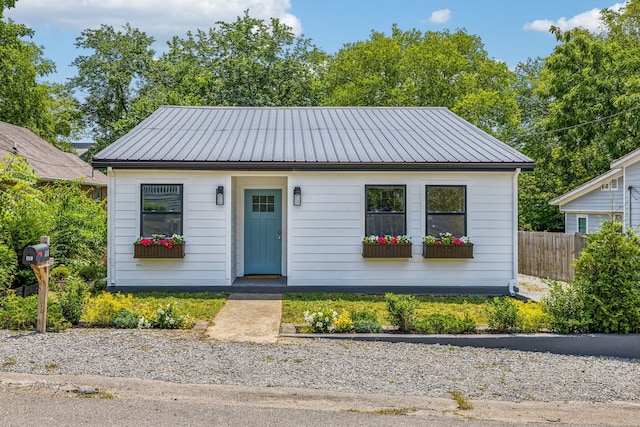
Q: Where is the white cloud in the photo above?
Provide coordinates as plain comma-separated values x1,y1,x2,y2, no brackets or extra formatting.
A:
5,0,302,38
523,2,626,33
427,8,451,24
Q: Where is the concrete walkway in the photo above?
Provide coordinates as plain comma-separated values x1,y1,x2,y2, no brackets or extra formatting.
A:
205,293,282,344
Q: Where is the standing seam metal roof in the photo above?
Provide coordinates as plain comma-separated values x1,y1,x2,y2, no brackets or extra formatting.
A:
92,106,534,171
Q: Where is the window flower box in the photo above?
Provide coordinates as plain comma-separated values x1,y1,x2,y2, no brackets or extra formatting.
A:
422,233,473,259
134,234,185,258
362,235,412,258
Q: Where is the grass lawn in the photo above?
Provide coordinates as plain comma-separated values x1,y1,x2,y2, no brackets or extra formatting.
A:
282,293,548,331
129,292,228,323
79,292,229,325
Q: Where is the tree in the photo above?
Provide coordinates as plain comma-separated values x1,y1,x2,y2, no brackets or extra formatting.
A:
158,12,324,108
70,23,156,151
321,25,520,138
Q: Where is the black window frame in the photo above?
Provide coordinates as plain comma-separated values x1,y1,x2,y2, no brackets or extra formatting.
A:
365,184,407,236
425,185,467,236
140,183,184,237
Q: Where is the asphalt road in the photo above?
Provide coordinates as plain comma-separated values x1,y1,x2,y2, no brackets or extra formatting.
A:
1,372,637,427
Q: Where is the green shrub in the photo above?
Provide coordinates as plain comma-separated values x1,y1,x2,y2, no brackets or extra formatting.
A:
485,297,521,332
413,313,476,334
350,309,379,323
385,293,418,332
0,241,17,291
542,281,587,333
0,290,67,331
72,261,106,283
571,220,640,333
57,277,89,325
353,319,383,333
113,308,140,329
50,265,71,281
81,292,135,326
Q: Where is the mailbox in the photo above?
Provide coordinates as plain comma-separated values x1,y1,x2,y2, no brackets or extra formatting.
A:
22,244,50,265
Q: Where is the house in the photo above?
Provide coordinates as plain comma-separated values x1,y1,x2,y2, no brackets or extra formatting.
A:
0,121,107,198
92,106,534,294
549,149,640,233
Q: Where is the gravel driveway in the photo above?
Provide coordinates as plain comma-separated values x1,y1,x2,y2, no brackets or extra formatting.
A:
1,328,638,404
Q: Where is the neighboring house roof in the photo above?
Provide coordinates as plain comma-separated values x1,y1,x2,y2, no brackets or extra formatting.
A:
549,168,623,206
0,121,107,186
92,106,534,171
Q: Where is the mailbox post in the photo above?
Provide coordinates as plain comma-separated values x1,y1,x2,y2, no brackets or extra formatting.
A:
22,236,53,333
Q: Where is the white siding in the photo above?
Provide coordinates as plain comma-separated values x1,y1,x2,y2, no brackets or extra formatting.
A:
562,177,623,213
109,170,228,287
286,171,515,289
109,170,517,290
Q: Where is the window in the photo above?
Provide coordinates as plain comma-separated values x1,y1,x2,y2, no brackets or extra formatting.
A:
601,182,610,191
141,184,183,237
365,185,406,236
611,178,619,191
426,185,466,236
577,216,587,234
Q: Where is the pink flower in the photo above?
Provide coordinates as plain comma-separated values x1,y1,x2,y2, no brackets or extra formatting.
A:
378,236,388,245
390,237,398,244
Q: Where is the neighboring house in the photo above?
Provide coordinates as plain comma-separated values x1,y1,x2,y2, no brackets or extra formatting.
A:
549,149,640,233
0,121,107,199
92,106,534,294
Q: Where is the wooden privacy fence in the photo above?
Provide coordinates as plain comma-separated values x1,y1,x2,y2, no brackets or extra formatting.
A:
518,231,587,282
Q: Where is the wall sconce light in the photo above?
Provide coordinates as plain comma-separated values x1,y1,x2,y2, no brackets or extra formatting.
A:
216,186,224,205
293,186,302,206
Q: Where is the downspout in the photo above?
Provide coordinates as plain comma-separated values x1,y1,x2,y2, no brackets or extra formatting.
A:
107,167,116,288
509,168,521,297
628,185,633,231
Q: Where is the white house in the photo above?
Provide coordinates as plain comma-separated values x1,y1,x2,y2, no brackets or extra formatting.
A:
548,148,640,233
92,107,534,294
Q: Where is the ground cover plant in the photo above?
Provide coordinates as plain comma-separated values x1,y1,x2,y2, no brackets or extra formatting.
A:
0,290,228,331
283,293,548,333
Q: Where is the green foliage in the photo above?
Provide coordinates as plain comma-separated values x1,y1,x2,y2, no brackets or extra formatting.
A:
334,311,353,333
543,281,589,334
0,290,67,331
0,10,76,145
350,309,379,323
485,297,521,332
353,319,383,333
303,309,337,333
413,313,476,334
515,2,640,230
81,292,135,326
112,308,140,329
50,265,71,282
0,241,17,291
385,293,418,332
572,220,640,333
70,23,156,147
57,276,89,325
42,182,107,267
153,302,194,329
322,25,519,138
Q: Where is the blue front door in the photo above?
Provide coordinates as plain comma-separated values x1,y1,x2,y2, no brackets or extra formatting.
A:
244,189,282,275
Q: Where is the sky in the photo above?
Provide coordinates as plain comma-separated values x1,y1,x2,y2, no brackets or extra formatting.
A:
5,0,628,84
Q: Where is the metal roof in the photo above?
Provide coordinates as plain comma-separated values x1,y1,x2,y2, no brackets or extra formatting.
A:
0,121,107,186
92,107,534,171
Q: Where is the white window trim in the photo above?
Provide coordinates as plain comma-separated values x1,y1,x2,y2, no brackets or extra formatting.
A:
577,215,588,234
611,178,619,191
